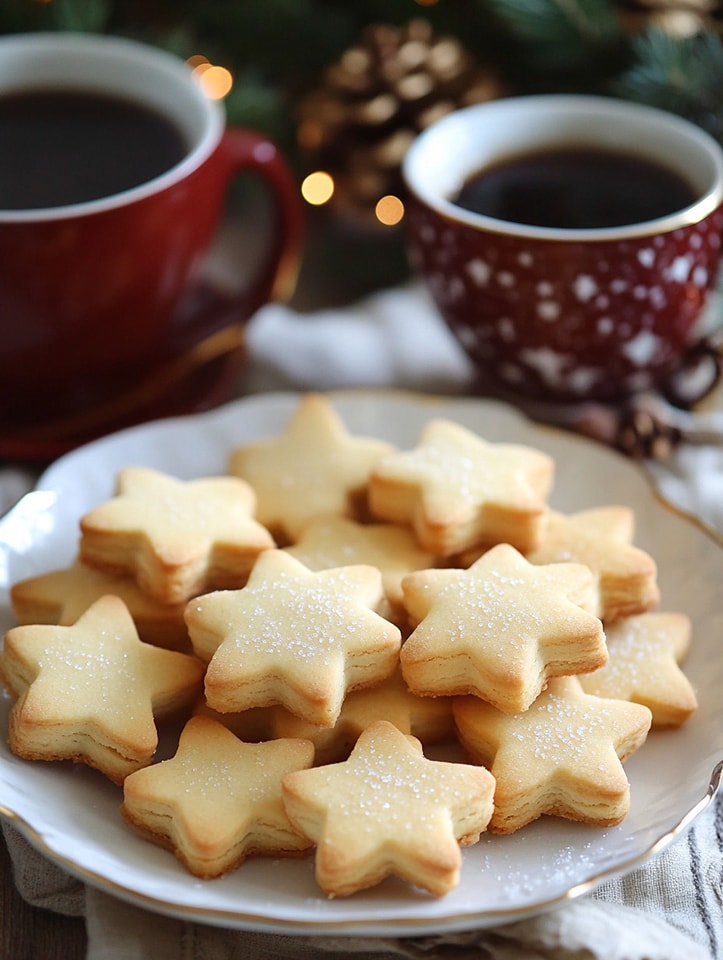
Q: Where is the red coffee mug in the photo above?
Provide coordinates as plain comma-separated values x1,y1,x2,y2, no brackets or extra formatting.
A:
0,33,303,460
403,95,723,406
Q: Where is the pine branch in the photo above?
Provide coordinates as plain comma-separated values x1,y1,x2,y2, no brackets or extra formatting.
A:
479,0,628,83
613,28,723,140
485,0,621,44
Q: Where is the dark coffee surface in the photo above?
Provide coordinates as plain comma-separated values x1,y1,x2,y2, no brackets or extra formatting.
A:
453,146,698,229
0,89,188,209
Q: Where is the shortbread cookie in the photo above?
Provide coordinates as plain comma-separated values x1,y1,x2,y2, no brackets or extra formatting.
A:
270,667,454,765
185,550,401,726
579,612,697,728
0,595,205,784
368,418,554,557
281,719,495,897
525,507,660,622
79,467,274,605
229,394,395,543
400,543,606,714
10,559,190,651
454,676,652,833
122,715,314,877
284,514,437,624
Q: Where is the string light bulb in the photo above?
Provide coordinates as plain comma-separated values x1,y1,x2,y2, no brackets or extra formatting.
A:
187,56,233,99
375,194,405,226
301,171,335,206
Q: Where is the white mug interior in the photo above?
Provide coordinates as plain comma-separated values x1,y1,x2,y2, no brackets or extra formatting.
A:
0,32,223,222
403,94,723,242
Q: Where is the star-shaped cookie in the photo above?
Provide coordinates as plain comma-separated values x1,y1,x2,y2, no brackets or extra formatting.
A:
122,715,314,877
400,543,606,713
579,612,697,728
281,719,495,897
0,595,205,783
368,418,554,556
185,550,401,726
79,467,274,604
453,676,652,833
525,507,660,622
228,394,395,542
284,514,438,622
10,559,190,651
270,667,453,764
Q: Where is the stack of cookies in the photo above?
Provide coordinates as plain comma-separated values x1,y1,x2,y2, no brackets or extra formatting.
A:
0,394,698,898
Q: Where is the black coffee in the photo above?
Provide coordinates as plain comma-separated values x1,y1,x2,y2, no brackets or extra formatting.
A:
0,89,188,209
453,146,698,230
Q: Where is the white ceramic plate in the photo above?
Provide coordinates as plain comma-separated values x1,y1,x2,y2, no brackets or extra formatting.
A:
1,390,721,936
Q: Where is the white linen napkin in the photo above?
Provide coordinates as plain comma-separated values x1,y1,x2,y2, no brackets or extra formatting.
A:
2,281,722,959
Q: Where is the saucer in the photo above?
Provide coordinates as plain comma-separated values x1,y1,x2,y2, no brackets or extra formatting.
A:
0,325,246,463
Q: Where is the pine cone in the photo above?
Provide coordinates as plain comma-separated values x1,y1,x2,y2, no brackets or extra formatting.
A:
615,399,684,459
296,18,504,225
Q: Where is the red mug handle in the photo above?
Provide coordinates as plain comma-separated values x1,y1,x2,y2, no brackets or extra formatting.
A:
172,126,304,357
217,126,304,310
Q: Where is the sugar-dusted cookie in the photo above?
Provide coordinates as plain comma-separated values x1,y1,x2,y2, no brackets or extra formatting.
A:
368,418,554,557
400,543,606,714
454,676,652,833
10,559,190,651
122,715,314,878
79,467,274,605
185,550,401,726
284,514,438,624
525,507,659,622
270,667,454,765
579,612,697,728
228,394,395,543
0,595,205,784
281,719,495,897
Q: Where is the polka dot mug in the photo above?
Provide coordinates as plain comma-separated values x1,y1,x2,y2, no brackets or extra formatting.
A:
403,95,723,403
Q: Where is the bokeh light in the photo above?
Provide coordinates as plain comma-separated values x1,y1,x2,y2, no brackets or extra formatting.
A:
301,171,335,206
375,194,405,225
188,57,233,99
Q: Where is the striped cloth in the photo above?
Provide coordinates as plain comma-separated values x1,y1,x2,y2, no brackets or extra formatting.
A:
2,799,721,959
